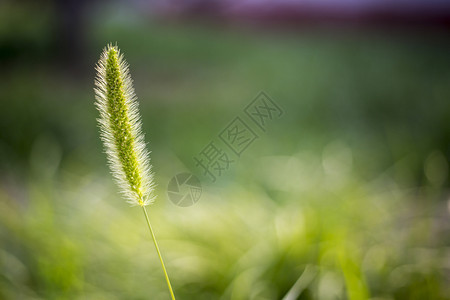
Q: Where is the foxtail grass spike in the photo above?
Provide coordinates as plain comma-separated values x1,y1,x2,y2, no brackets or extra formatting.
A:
94,44,154,207
94,44,176,299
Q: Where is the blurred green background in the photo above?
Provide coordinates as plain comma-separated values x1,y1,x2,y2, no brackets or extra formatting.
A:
1,1,450,299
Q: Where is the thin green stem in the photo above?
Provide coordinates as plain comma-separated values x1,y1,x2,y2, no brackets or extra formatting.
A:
142,206,176,300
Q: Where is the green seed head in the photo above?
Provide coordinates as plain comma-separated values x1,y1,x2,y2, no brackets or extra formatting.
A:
94,44,154,206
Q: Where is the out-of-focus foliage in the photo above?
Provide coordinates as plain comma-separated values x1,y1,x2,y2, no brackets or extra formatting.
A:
1,1,450,299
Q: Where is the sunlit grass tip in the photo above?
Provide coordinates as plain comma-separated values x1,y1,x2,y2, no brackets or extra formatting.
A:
94,44,176,300
94,43,155,207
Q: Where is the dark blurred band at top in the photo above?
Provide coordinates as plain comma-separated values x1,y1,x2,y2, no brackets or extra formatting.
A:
1,0,450,72
149,0,450,29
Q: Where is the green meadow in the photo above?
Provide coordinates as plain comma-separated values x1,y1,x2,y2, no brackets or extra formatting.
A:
1,6,450,299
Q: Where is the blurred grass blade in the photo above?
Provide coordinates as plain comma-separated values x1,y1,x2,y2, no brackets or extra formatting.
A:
282,265,317,300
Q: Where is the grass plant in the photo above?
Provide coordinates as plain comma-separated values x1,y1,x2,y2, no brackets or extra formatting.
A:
94,44,175,300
